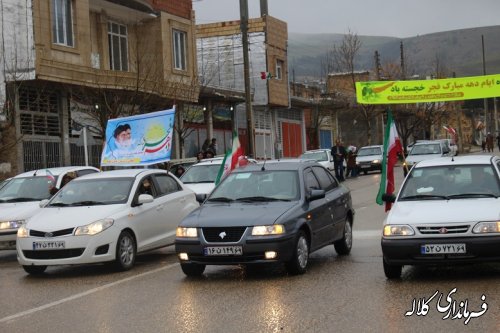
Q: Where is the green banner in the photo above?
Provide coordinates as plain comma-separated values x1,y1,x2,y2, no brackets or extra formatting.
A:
356,74,500,104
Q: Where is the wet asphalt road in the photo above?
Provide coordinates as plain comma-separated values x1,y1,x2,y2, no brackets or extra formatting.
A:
1,160,499,332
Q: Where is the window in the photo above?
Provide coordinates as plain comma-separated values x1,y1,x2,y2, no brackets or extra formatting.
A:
304,169,320,191
52,0,74,47
108,22,128,71
276,60,284,80
312,166,336,191
155,174,181,196
173,29,187,70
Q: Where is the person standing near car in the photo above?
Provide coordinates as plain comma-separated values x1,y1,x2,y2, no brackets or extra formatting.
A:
497,133,500,152
331,139,346,181
345,147,358,178
486,132,494,152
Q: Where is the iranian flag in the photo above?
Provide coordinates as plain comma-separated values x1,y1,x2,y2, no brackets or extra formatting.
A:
376,110,403,211
215,131,245,185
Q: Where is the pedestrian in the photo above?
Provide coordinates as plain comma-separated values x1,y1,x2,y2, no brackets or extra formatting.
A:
481,139,486,152
331,139,346,181
345,147,358,178
208,138,217,155
175,166,185,178
486,132,494,153
205,150,215,159
196,151,204,163
201,139,210,153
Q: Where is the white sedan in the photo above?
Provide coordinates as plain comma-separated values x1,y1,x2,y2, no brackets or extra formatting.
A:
17,169,199,274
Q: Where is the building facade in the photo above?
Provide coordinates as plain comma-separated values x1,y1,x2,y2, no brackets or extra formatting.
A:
0,0,198,177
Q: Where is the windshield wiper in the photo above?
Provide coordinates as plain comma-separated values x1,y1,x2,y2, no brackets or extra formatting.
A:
207,197,234,202
236,196,291,202
447,193,499,199
0,197,40,203
49,202,70,207
183,180,213,184
71,200,106,206
399,194,449,200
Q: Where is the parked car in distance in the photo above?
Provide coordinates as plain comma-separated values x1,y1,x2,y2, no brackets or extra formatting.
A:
0,166,99,250
355,145,383,175
17,169,199,274
404,140,451,171
180,157,256,196
438,138,458,156
298,149,334,171
175,159,355,276
381,155,500,279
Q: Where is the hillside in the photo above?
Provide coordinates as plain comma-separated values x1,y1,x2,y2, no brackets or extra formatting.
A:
288,26,500,80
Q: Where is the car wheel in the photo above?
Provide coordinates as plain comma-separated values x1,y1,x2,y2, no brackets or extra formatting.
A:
285,230,309,275
334,218,353,255
383,259,402,279
115,231,136,271
180,263,206,277
23,265,47,275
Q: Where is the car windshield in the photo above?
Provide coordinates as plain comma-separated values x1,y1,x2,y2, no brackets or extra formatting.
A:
399,165,500,200
357,147,382,156
409,143,441,155
0,176,57,202
209,170,300,201
180,164,221,183
299,151,328,162
48,178,134,206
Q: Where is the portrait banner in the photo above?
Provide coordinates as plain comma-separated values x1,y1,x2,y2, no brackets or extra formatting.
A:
100,108,176,167
356,74,500,104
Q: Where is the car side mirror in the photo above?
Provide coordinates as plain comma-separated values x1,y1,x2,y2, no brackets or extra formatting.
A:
39,199,49,208
381,193,396,203
196,193,207,204
307,189,325,202
137,194,154,205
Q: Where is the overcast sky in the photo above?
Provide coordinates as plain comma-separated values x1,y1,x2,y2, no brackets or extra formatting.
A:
193,0,500,38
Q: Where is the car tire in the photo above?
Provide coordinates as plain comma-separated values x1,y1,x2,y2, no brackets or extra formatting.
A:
383,259,402,279
23,265,47,275
334,218,353,255
115,231,136,271
285,230,309,275
180,263,206,277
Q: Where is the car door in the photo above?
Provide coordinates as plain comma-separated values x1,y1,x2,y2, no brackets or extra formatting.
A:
129,175,162,251
152,173,197,246
303,168,330,250
312,166,345,243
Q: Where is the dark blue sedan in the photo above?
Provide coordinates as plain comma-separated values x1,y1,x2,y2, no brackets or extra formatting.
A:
175,159,355,276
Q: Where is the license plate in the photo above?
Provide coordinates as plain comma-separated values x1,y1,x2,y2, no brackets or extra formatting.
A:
204,246,243,256
32,241,65,250
420,243,466,254
360,165,371,168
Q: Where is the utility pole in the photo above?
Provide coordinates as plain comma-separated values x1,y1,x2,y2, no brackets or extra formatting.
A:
482,35,488,134
240,0,255,157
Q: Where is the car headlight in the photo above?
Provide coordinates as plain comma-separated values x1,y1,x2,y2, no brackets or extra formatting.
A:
0,220,24,230
372,160,380,164
176,227,198,238
74,219,114,236
17,225,29,238
251,225,285,236
473,221,500,234
383,225,415,236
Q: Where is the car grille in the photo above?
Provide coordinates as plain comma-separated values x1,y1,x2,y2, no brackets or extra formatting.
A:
417,225,470,235
23,249,85,260
202,227,247,243
189,255,265,263
30,228,74,237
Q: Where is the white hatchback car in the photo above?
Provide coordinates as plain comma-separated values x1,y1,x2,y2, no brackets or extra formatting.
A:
355,145,383,175
0,166,99,250
17,169,199,274
381,155,500,279
298,149,334,171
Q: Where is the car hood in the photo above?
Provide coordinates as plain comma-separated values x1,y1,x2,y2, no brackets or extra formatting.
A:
183,183,215,195
406,154,442,164
356,155,382,163
388,199,500,224
26,205,126,231
181,201,297,227
0,202,41,221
